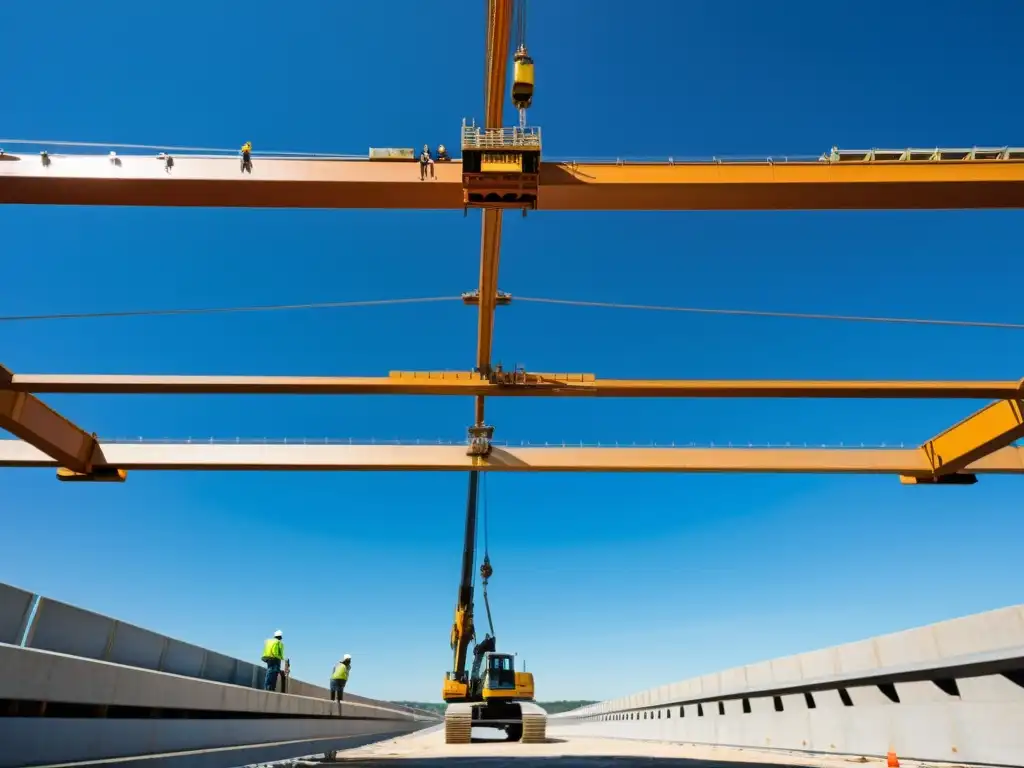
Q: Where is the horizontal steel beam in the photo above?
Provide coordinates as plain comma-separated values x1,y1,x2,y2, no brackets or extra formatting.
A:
539,160,1024,210
2,439,1022,474
4,153,1024,210
10,372,1024,399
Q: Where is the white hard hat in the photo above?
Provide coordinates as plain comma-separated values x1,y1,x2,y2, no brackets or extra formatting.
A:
343,653,352,661
274,630,283,638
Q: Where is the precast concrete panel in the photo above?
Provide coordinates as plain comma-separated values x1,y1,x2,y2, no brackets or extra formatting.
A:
161,638,206,678
29,598,113,659
0,583,33,645
836,639,883,676
932,605,1024,657
200,650,237,684
107,621,166,670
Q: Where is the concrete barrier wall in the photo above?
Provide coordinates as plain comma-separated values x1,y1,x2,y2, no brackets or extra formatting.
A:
0,580,437,720
0,643,431,768
0,582,33,645
550,604,1024,766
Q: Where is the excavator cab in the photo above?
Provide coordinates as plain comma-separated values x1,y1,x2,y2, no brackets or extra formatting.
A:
482,653,517,693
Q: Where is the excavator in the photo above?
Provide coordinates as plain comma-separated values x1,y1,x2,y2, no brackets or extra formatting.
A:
441,469,547,744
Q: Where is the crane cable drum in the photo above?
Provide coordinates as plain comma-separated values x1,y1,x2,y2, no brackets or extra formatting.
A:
511,0,534,128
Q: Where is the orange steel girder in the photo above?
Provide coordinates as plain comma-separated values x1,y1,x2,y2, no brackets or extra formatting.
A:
9,372,1024,400
5,156,1024,210
0,364,100,474
920,397,1024,477
473,0,513,425
1,440,1023,475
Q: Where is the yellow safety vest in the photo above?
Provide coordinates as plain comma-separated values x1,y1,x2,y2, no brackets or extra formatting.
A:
262,638,284,661
331,662,349,681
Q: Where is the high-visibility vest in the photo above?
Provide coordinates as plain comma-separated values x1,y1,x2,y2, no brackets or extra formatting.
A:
331,662,349,681
262,638,284,661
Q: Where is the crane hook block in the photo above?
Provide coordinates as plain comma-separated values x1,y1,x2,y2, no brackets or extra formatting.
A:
511,47,534,111
480,558,493,582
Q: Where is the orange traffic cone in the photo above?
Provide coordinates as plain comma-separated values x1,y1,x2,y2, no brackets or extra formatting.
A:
887,750,900,768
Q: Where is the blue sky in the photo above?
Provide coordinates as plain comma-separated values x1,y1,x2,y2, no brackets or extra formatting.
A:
2,0,1023,703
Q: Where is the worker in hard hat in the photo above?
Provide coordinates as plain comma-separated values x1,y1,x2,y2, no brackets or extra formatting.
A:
436,144,451,162
240,141,253,174
261,630,285,692
329,654,352,711
419,145,434,180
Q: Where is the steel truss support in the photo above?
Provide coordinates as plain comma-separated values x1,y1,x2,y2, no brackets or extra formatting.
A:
1,440,1023,475
920,397,1024,477
0,364,102,474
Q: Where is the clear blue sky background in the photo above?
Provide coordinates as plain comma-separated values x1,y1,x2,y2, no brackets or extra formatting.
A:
2,0,1023,703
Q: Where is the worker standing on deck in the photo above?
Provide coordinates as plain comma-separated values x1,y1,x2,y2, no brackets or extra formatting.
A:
330,654,351,711
419,145,434,180
261,630,285,691
241,141,253,174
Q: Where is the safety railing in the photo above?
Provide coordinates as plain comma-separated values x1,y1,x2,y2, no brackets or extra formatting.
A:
461,124,542,151
822,146,1024,163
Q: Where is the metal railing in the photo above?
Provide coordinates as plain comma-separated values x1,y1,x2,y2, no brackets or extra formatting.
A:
95,435,921,449
461,124,542,151
822,145,1024,163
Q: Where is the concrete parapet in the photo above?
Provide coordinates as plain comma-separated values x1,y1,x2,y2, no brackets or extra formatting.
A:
0,580,435,718
0,643,435,766
551,604,1024,766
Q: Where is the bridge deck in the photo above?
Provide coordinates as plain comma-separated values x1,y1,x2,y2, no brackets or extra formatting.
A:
331,725,903,766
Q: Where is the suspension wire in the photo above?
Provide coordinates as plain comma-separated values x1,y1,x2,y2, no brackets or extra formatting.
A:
480,472,495,639
0,296,460,323
515,296,1024,332
2,293,1022,332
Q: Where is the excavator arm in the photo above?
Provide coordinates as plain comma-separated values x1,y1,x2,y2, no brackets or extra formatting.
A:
444,471,483,698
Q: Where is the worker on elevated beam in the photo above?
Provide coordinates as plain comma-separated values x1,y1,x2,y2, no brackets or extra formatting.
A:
330,654,352,711
240,141,253,174
419,144,434,180
436,144,451,162
261,629,285,691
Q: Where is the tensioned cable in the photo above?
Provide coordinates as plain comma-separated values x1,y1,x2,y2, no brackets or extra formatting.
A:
1,294,1022,331
0,296,460,323
514,296,1024,331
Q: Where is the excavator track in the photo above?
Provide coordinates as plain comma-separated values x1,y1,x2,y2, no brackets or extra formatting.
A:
519,701,548,744
444,702,474,744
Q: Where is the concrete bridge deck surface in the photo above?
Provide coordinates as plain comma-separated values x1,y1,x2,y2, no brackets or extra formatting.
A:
318,726,913,767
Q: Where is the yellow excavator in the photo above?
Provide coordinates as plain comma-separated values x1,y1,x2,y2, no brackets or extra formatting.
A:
441,468,547,744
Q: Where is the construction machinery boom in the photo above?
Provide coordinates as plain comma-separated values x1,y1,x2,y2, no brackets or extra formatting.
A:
440,471,547,744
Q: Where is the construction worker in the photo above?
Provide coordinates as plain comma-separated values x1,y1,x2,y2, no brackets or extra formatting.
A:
330,654,351,710
241,141,252,174
261,630,284,691
419,145,434,180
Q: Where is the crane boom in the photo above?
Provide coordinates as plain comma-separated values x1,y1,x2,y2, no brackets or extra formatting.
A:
450,471,481,679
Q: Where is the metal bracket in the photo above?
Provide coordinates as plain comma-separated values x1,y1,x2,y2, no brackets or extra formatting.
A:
466,424,495,457
461,290,512,306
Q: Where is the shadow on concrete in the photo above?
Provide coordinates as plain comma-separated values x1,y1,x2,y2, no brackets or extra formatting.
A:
469,737,567,744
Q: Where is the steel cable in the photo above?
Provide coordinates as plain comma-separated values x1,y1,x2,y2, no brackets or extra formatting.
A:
2,293,1022,332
